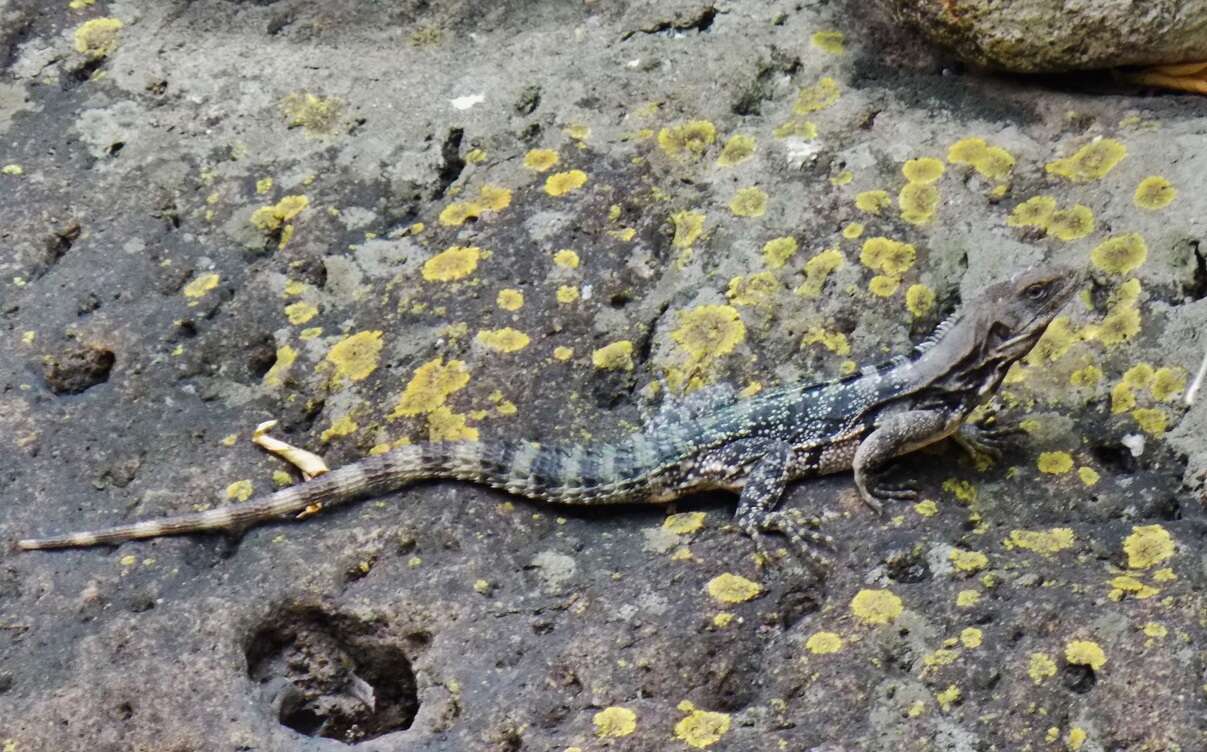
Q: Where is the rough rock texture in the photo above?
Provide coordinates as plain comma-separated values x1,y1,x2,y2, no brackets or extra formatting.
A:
0,1,1204,751
886,0,1207,73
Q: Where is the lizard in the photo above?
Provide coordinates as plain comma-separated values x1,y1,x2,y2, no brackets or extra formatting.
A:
17,264,1083,567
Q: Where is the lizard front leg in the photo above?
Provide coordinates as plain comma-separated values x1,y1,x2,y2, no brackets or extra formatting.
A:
853,409,950,513
710,439,832,571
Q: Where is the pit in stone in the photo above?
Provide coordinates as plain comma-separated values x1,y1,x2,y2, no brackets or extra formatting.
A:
246,606,419,744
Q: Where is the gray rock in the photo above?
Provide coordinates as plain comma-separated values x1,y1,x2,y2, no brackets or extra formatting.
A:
886,0,1207,72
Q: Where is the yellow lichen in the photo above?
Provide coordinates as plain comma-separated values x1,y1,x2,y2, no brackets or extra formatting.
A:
663,511,707,535
793,77,840,113
592,341,634,371
801,327,851,356
914,499,939,517
805,631,844,654
1037,451,1073,474
1069,364,1102,387
772,118,818,139
225,479,254,502
496,288,524,311
947,137,1015,180
706,573,762,604
762,236,798,269
323,331,383,384
553,249,580,269
320,414,358,442
842,222,864,240
1047,138,1127,182
798,248,844,298
1142,622,1167,639
716,134,756,167
390,358,471,418
285,302,318,325
943,478,977,504
263,345,297,387
674,701,731,749
1091,304,1142,347
280,92,345,136
425,405,478,442
1007,528,1075,555
544,170,588,197
868,275,899,297
476,184,512,212
593,707,637,738
898,182,939,224
1008,196,1057,229
658,121,717,159
1123,524,1174,569
1077,466,1100,486
956,589,980,607
1150,367,1185,401
905,284,935,316
727,272,779,307
1067,727,1087,751
935,685,961,711
950,549,988,573
556,285,579,304
553,346,574,361
422,245,481,282
1028,652,1057,683
903,157,945,184
810,30,845,54
1108,575,1158,600
960,627,983,649
860,236,916,276
1090,233,1147,274
728,187,768,218
850,588,903,625
855,189,893,215
669,305,746,389
522,148,560,172
183,273,220,299
1131,407,1167,436
1134,176,1176,210
74,17,123,59
476,328,530,353
1047,205,1095,241
671,210,707,250
1065,640,1106,671
251,195,309,233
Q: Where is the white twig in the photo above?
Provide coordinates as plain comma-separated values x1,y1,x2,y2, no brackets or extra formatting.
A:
1186,349,1207,406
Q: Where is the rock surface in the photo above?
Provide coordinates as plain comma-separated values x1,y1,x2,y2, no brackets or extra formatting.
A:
887,0,1207,72
0,1,1204,751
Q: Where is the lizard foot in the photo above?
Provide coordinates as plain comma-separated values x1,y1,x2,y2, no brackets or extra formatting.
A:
745,509,833,574
869,479,919,503
955,423,1023,461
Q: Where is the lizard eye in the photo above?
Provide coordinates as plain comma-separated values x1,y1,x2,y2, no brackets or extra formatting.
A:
1024,282,1050,301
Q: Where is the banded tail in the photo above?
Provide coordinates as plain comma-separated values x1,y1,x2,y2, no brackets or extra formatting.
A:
17,437,662,550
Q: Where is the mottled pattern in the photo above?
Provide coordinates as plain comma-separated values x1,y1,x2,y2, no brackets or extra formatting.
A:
17,266,1083,562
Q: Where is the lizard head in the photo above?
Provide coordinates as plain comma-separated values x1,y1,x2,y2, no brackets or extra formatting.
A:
976,264,1084,363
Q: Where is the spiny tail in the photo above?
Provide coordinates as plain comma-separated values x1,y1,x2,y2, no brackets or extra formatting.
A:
17,436,662,550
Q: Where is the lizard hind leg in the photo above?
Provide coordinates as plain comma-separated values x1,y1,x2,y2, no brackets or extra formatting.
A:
726,441,833,574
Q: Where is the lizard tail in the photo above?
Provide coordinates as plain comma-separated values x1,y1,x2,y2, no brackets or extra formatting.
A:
17,438,658,550
17,444,452,550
